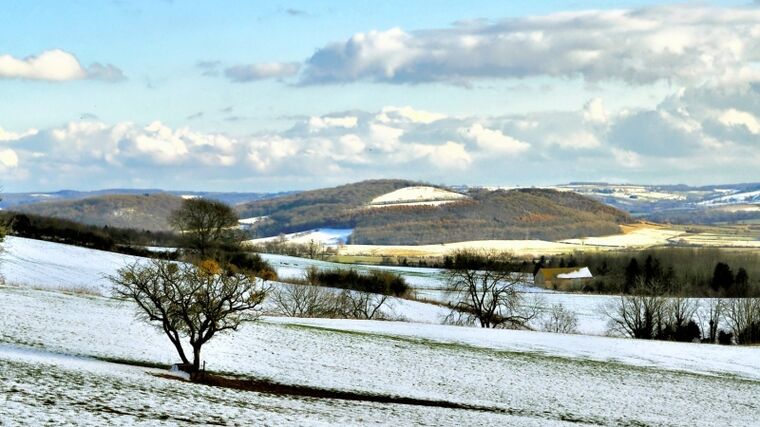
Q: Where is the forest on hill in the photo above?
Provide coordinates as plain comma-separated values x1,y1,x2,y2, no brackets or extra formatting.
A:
12,193,184,232
240,181,632,244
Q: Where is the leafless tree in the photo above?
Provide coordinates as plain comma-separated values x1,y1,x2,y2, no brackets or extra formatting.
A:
110,259,268,375
271,283,334,318
665,296,698,329
698,298,724,343
169,198,240,258
603,277,667,338
336,290,389,320
541,303,579,334
445,250,540,329
724,298,760,344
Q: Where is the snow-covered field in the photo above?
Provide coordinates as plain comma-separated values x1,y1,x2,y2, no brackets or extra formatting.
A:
3,237,760,425
3,286,760,426
369,186,467,206
246,228,353,246
0,236,145,292
559,224,683,248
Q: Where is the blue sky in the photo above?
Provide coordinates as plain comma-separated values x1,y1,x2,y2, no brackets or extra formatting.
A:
1,1,759,191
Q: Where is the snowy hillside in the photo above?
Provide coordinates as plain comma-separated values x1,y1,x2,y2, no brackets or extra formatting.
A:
368,186,468,208
2,286,760,426
0,236,145,292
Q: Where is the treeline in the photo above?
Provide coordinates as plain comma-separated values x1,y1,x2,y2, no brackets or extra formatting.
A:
535,248,760,297
647,208,760,225
1,211,181,258
14,193,184,231
247,238,337,260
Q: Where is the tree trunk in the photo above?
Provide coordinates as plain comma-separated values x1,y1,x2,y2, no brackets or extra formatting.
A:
192,344,202,374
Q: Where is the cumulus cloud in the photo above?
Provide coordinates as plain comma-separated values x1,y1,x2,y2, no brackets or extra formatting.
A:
459,123,529,154
376,106,446,124
6,76,760,189
224,62,301,82
300,6,760,85
583,98,609,124
0,49,124,82
308,115,358,131
719,108,760,134
0,127,38,141
0,148,19,169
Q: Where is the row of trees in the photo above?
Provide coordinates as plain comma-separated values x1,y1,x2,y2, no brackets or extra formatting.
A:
603,276,760,344
533,248,760,297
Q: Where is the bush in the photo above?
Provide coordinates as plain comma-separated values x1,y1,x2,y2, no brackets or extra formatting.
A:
541,304,579,334
718,330,734,345
306,268,409,297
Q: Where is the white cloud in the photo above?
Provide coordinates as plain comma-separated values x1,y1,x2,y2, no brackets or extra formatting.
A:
583,98,608,124
0,49,124,82
459,123,529,154
225,62,300,82
0,127,38,141
719,108,760,134
301,6,760,85
611,148,641,168
0,148,19,168
308,115,358,131
376,106,446,124
546,130,601,150
412,141,472,170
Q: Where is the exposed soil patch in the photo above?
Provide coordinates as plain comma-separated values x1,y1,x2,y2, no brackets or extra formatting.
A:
154,372,601,424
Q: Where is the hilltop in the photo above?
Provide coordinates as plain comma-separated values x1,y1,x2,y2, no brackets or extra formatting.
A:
239,180,632,245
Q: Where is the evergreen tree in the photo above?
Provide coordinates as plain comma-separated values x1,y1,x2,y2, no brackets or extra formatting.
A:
711,262,734,294
624,258,640,293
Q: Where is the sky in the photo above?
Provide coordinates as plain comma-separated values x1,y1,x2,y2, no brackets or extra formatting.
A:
0,0,759,192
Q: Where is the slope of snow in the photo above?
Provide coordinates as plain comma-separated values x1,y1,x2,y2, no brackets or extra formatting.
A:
238,215,268,225
699,189,760,206
247,228,353,246
370,186,467,205
2,286,760,426
0,236,145,292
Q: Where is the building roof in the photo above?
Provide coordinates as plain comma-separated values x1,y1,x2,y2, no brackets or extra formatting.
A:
536,267,593,280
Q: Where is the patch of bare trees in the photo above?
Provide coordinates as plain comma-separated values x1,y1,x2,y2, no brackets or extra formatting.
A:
271,266,390,320
603,275,760,344
444,250,541,329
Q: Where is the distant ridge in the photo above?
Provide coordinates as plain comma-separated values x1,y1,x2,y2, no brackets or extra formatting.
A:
238,180,632,245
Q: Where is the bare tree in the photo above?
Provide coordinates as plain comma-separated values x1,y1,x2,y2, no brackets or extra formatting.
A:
724,298,760,344
271,283,334,318
169,198,240,258
445,250,540,329
336,290,389,320
541,303,579,334
698,298,724,343
603,277,667,338
665,296,698,329
110,259,268,375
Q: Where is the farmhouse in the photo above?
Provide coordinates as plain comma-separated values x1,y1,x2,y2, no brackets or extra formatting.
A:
534,267,593,291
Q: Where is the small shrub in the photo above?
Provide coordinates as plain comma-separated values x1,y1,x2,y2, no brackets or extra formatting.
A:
541,303,579,334
718,330,734,345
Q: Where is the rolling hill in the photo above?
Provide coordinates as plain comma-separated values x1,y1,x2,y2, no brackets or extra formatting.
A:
10,193,185,231
238,180,632,245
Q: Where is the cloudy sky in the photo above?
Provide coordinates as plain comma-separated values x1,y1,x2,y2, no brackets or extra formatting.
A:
1,1,759,192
